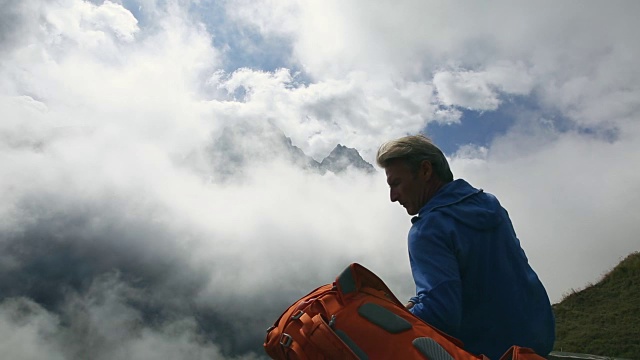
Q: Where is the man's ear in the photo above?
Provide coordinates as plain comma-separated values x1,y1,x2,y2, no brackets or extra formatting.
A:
420,160,432,181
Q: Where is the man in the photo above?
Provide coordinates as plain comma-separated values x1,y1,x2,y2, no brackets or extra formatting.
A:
376,135,555,359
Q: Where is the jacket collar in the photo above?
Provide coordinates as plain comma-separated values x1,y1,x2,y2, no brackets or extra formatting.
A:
411,179,482,223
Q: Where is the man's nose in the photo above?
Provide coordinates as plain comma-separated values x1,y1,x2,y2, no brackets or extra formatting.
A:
390,189,398,202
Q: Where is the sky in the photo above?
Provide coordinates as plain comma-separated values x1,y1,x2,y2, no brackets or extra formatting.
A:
1,0,639,359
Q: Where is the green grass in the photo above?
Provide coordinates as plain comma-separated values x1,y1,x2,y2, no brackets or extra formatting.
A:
552,252,640,359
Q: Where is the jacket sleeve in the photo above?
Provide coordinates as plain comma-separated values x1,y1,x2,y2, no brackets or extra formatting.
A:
407,215,463,337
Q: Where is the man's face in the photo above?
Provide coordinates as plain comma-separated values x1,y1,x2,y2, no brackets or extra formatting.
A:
384,160,429,216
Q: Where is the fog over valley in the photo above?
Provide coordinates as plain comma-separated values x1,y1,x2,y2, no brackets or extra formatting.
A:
1,1,639,359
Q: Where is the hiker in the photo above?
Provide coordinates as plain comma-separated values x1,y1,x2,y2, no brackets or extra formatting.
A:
376,135,555,359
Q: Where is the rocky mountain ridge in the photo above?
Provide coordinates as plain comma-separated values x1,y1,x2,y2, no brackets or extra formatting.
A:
206,122,374,180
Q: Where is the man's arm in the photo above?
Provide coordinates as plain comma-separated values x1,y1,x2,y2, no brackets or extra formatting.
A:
407,217,463,337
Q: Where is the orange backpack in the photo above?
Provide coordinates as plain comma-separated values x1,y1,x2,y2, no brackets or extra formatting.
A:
264,263,545,360
264,263,481,359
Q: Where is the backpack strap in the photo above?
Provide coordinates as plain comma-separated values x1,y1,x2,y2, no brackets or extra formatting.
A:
264,284,335,359
336,263,468,351
336,263,404,306
306,313,363,359
498,346,546,360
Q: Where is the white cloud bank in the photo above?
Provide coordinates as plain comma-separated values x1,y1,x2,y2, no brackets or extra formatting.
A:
1,0,639,358
226,0,640,296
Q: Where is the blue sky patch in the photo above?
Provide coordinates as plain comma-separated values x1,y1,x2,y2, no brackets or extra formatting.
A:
192,1,298,74
425,95,620,156
425,107,515,155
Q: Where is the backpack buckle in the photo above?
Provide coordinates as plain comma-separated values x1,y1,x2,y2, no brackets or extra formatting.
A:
291,310,304,319
266,325,276,333
280,333,293,347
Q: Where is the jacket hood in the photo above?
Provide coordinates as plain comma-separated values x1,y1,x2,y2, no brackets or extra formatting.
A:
413,179,503,230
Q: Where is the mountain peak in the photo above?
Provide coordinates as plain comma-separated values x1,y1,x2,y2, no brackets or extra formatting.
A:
205,123,375,180
320,144,375,174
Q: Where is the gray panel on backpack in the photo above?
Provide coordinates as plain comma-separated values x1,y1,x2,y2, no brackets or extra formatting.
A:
357,302,412,333
337,265,357,294
412,337,455,360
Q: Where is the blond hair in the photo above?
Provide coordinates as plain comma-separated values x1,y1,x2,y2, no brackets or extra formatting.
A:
376,135,453,182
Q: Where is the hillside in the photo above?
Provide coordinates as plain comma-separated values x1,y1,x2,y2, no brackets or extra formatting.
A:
552,252,640,359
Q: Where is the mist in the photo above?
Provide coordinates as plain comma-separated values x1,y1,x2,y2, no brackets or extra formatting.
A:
2,0,640,358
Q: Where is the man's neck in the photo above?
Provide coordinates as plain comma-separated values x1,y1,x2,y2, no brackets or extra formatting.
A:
424,178,446,205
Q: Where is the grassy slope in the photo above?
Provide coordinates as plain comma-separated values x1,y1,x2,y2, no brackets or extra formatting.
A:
552,252,640,359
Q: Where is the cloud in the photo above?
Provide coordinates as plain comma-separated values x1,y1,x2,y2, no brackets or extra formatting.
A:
1,0,640,358
44,0,139,44
220,0,640,303
0,282,259,360
0,298,65,360
1,4,414,358
433,70,502,111
208,68,449,161
432,62,534,111
228,0,639,123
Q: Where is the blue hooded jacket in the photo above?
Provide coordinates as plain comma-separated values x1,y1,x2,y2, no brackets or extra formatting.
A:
407,179,555,359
